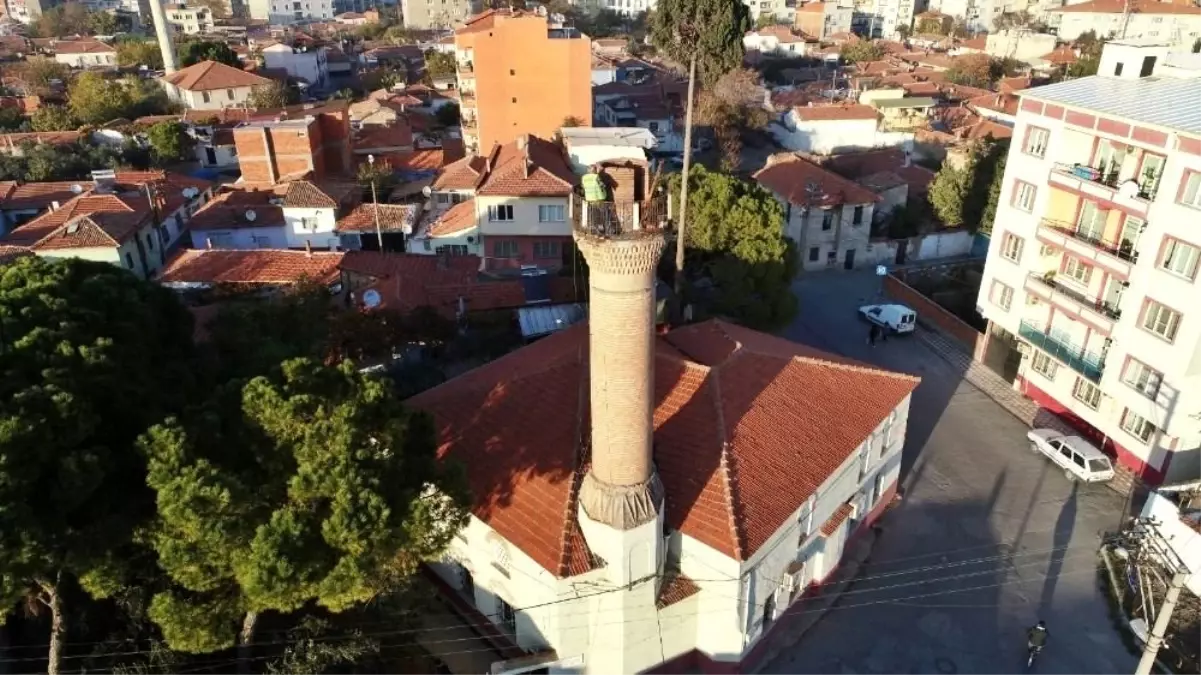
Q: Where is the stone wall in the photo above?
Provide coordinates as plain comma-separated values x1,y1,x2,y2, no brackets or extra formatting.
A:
883,273,983,353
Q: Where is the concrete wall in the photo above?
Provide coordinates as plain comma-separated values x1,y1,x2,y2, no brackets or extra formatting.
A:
55,51,116,68
1141,491,1201,596
402,0,476,29
885,273,984,352
985,31,1057,63
264,47,329,91
234,121,323,184
862,230,977,266
283,206,338,249
475,195,572,238
191,225,289,250
165,84,256,110
774,114,913,156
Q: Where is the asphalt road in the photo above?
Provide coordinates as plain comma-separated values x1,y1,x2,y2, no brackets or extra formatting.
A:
764,270,1139,675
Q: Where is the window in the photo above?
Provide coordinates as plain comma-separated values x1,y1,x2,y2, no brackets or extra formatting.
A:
1142,299,1181,341
1076,201,1106,240
821,210,834,231
491,541,511,577
145,233,154,251
493,240,519,258
201,91,210,103
497,597,517,634
1000,233,1024,263
436,245,469,256
1182,172,1201,208
511,97,517,103
538,204,565,222
423,239,432,251
1122,359,1163,399
809,246,819,262
301,217,319,230
1012,181,1036,212
1072,378,1101,409
488,204,514,221
1113,62,1124,77
852,205,864,225
1121,409,1157,443
124,252,134,269
509,69,515,75
1023,126,1049,157
761,587,777,630
533,241,560,259
1039,244,1054,257
1160,239,1200,279
1062,256,1093,284
1030,350,1057,379
993,281,1013,310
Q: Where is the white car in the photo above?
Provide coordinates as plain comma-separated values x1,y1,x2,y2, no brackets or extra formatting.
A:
858,303,917,334
1027,429,1116,483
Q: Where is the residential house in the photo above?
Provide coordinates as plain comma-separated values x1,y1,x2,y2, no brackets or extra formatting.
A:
52,39,116,68
754,153,881,271
455,9,592,154
193,124,239,170
0,131,81,156
248,0,334,23
794,0,854,40
776,104,900,155
864,95,936,131
232,101,354,183
591,37,628,55
975,41,1201,484
188,180,359,251
161,60,272,111
593,89,682,153
335,202,420,252
263,43,330,92
985,30,1059,63
399,0,477,29
418,134,575,271
743,0,796,23
968,91,1020,126
851,0,919,38
742,25,816,57
164,3,215,34
158,248,345,289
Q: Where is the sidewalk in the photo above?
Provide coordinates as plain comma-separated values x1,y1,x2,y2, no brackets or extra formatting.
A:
746,528,879,673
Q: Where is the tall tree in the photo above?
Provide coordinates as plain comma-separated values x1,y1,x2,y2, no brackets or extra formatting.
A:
649,0,750,295
0,257,197,675
422,49,456,78
117,39,165,70
13,57,71,94
247,81,298,109
68,72,138,125
30,104,79,132
140,359,469,661
944,53,994,87
33,2,92,37
696,68,771,172
147,121,196,165
178,41,242,68
668,165,798,329
839,40,885,63
928,138,1008,230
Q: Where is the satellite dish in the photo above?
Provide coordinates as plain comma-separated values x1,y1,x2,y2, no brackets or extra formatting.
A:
362,288,381,308
183,187,198,199
1117,180,1140,199
70,184,83,194
421,185,433,197
244,209,257,221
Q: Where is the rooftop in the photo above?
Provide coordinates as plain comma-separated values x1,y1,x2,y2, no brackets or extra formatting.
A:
1050,0,1201,13
159,249,344,285
1023,75,1201,135
559,127,658,149
189,187,287,231
336,203,420,234
792,104,879,122
872,96,937,109
754,154,882,207
52,39,115,54
163,60,272,92
409,319,919,575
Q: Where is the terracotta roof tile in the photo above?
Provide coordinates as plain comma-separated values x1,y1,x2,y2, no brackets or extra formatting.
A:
968,92,1020,116
0,181,86,211
52,40,115,54
0,244,31,263
159,249,344,285
282,180,357,209
419,199,476,237
657,570,701,609
409,319,919,575
163,60,272,92
432,155,487,191
384,149,446,172
0,131,82,148
336,203,420,233
1040,45,1079,65
476,136,575,197
189,187,287,231
792,104,879,122
353,121,413,150
754,155,881,207
998,76,1032,93
820,502,854,536
5,193,143,246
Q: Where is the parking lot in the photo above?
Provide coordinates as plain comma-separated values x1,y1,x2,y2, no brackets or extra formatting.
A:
764,270,1138,674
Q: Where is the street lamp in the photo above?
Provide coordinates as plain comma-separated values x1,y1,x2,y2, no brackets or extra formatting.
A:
368,154,384,252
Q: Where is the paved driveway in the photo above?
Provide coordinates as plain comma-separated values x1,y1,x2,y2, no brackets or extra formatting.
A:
764,270,1139,675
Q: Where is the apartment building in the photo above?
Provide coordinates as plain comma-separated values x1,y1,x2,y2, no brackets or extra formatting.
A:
976,42,1201,485
795,0,854,39
164,3,215,34
851,0,920,38
744,0,798,23
454,8,592,155
400,0,477,29
1048,0,1201,50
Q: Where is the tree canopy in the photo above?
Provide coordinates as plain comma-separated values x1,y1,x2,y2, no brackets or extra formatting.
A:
928,138,1008,231
67,72,175,126
0,256,198,674
839,40,884,64
147,121,196,165
11,57,71,95
117,39,165,70
696,68,771,171
649,0,750,85
423,49,456,78
669,164,799,329
30,105,79,132
33,2,112,37
247,81,299,109
944,53,996,88
0,138,149,182
179,41,242,68
140,358,469,654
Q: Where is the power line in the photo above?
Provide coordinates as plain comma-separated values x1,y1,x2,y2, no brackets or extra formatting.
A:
0,547,1096,667
20,560,1103,675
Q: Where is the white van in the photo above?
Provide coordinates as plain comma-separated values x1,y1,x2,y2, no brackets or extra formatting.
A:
1027,429,1116,483
858,303,917,334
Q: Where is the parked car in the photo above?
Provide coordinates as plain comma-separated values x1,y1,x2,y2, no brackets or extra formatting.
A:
1027,429,1116,483
858,303,917,334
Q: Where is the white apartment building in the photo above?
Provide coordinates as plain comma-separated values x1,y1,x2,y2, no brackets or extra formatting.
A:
976,42,1201,485
399,0,477,29
851,0,920,38
164,3,215,34
1048,0,1201,50
262,43,329,91
246,0,333,22
744,0,798,24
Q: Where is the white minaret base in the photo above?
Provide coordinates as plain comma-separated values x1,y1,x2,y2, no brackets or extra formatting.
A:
577,500,666,675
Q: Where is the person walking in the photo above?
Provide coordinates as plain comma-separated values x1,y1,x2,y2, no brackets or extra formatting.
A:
868,323,879,346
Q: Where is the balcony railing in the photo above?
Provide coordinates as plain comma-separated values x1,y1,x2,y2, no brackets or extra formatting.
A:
1027,272,1121,320
571,195,669,239
1039,219,1139,263
1052,162,1120,189
457,61,473,74
1019,320,1106,382
461,117,477,130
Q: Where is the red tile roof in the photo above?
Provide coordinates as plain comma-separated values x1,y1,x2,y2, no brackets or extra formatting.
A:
163,60,272,92
968,92,1020,117
384,149,447,172
754,155,881,207
998,76,1032,93
0,131,82,149
432,155,487,191
421,199,476,237
657,571,701,609
475,136,577,197
353,121,414,150
5,193,145,246
792,104,879,122
0,244,30,263
963,117,1014,141
1040,45,1079,65
189,187,287,231
159,249,344,285
281,180,358,209
336,203,420,233
958,36,987,51
0,181,86,211
820,502,855,536
408,319,918,575
53,40,115,54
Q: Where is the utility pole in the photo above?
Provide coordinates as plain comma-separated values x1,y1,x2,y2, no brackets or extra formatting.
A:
1134,571,1187,675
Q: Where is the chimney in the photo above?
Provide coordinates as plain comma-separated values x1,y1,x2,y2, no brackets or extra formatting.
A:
305,239,312,256
50,200,60,210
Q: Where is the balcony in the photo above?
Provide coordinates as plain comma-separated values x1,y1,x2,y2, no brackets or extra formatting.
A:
457,61,473,75
461,117,478,130
1048,163,1150,218
459,91,476,107
1018,321,1106,382
1036,218,1137,278
571,195,669,238
1024,272,1121,334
